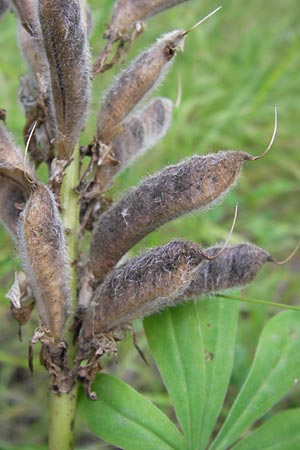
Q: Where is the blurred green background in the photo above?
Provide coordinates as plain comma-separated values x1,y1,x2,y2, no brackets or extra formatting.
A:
0,0,299,448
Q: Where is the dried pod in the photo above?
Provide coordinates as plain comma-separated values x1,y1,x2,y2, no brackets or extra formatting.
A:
18,75,53,164
8,0,37,34
179,243,271,300
106,0,189,40
0,174,25,239
18,184,71,339
0,122,36,194
39,0,91,158
0,0,8,18
97,96,173,190
97,29,185,141
80,239,208,345
90,150,251,281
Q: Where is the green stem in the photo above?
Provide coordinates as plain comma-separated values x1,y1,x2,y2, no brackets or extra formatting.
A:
48,385,79,450
48,146,80,450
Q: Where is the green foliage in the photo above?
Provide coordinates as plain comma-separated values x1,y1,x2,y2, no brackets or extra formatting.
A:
79,302,300,450
0,0,300,448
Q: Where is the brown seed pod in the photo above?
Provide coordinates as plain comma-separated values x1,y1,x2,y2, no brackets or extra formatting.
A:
0,122,36,194
96,29,185,142
38,0,91,158
80,239,209,345
18,184,71,339
97,96,173,190
18,74,53,165
0,1,8,18
90,150,251,281
0,174,26,239
106,0,189,40
179,243,271,300
8,0,37,35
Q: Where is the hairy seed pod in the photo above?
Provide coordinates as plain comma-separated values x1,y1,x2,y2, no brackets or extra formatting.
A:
39,0,91,158
97,97,173,190
18,75,53,164
80,240,208,345
107,0,189,39
0,122,36,194
0,1,8,17
97,30,185,142
179,244,271,300
8,0,37,34
0,175,25,239
18,184,71,338
90,150,252,281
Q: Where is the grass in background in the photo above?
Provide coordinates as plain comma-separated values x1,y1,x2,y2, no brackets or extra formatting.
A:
0,0,299,447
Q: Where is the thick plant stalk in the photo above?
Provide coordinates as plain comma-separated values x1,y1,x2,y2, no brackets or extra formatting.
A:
48,145,80,450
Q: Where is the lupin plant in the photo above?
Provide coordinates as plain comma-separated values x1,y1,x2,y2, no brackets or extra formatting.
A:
1,1,300,450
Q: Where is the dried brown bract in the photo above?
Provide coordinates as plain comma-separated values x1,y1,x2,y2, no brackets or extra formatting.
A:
96,96,173,190
180,243,271,300
90,150,251,281
80,240,209,347
18,184,71,339
39,0,91,158
0,122,36,194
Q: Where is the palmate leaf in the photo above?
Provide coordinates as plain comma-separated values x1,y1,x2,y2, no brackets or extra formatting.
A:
144,297,239,450
210,311,300,450
78,373,186,450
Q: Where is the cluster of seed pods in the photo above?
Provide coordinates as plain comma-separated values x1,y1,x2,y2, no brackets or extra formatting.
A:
0,0,283,396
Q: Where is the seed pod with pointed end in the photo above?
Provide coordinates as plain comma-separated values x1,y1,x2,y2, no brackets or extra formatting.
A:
179,244,271,300
39,0,91,158
0,122,36,194
90,150,252,281
97,97,173,190
106,0,189,40
97,30,185,142
80,240,209,346
18,184,71,339
0,175,25,239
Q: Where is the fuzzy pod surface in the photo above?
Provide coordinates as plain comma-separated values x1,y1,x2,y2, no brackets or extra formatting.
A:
18,184,71,338
0,175,25,239
0,0,8,17
97,96,173,190
39,0,90,158
97,29,185,142
0,122,36,194
180,243,271,300
81,239,207,343
90,150,251,281
8,0,38,34
108,0,189,36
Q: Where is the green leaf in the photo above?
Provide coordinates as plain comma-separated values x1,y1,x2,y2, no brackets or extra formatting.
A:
197,297,239,449
144,302,206,450
78,373,186,450
232,409,300,450
210,311,300,450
